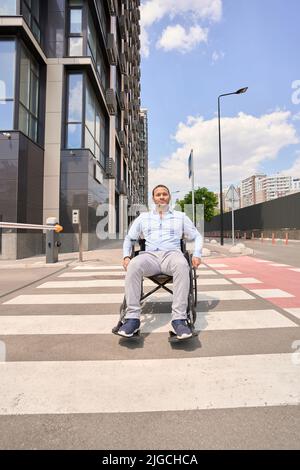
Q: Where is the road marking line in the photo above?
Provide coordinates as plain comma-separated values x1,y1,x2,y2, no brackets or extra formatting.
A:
215,270,242,275
269,264,291,267
37,278,232,289
0,354,298,415
3,290,255,305
58,270,219,278
204,264,228,268
229,278,263,285
284,308,300,320
73,266,123,270
0,310,296,335
250,289,294,299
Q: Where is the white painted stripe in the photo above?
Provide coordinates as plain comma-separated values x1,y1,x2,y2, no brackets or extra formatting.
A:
284,308,300,320
4,290,255,305
289,268,300,273
216,270,242,275
269,263,291,267
59,272,125,277
229,278,263,285
254,260,270,263
250,289,294,299
0,354,298,415
73,266,123,271
203,263,228,268
0,310,296,335
59,270,219,278
37,278,232,289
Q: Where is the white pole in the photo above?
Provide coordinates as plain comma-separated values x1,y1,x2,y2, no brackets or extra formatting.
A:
232,203,235,245
191,149,195,224
230,186,235,245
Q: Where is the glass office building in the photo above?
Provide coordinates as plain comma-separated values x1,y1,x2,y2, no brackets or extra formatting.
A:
0,0,145,258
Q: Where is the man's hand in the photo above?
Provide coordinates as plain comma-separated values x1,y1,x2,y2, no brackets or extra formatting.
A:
192,256,201,269
123,257,131,271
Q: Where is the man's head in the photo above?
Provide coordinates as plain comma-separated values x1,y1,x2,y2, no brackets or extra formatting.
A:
152,185,171,210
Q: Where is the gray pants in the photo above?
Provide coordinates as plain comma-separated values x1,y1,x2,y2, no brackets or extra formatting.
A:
125,250,190,320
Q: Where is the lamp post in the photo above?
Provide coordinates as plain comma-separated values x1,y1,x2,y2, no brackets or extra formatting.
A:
218,87,248,245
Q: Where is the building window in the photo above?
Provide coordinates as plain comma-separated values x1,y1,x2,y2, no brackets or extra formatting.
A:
18,44,39,142
87,13,109,91
21,0,41,43
95,0,109,41
68,0,83,56
85,81,106,168
0,40,16,130
66,73,83,148
0,0,17,14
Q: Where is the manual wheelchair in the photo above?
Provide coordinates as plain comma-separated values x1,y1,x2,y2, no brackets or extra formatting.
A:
112,239,198,341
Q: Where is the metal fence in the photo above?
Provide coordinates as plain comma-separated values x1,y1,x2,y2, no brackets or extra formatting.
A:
205,192,300,237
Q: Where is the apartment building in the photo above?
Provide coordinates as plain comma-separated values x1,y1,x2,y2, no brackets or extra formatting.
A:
0,0,145,259
241,174,266,208
240,173,300,208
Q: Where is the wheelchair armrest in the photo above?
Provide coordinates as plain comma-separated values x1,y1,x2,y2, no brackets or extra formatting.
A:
131,238,145,258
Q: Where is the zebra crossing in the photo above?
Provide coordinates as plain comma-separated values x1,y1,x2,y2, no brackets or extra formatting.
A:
0,259,299,448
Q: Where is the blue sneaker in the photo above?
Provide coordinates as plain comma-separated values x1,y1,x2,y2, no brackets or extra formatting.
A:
172,319,192,340
118,318,141,337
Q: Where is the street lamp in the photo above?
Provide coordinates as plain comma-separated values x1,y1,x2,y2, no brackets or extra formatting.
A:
218,87,248,245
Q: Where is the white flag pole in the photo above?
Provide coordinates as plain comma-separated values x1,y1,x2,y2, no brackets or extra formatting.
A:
191,149,195,225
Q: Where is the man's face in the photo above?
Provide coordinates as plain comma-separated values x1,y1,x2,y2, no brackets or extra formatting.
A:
153,187,170,206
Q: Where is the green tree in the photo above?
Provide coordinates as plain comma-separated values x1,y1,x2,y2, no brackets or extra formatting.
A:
176,187,218,222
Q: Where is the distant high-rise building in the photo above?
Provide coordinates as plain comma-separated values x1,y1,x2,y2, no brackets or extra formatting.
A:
138,108,148,207
0,0,147,258
241,174,266,207
240,173,300,208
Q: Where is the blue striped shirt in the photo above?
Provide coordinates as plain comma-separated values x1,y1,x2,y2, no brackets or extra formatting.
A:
123,208,203,258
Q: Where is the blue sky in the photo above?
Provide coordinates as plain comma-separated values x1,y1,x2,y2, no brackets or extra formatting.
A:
140,0,300,195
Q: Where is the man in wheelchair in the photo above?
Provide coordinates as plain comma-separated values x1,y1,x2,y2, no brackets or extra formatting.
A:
116,184,203,340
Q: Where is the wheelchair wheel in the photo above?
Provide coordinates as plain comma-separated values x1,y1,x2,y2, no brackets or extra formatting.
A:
187,264,197,327
192,267,197,307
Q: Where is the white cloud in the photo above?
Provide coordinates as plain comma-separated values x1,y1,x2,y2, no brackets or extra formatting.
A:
148,111,299,194
156,24,208,53
292,111,300,121
211,50,225,63
281,151,300,176
141,0,222,56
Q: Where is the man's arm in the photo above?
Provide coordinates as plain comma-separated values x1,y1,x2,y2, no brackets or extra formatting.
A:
182,214,203,259
123,215,143,259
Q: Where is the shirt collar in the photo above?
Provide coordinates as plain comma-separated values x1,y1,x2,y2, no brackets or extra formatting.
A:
151,205,174,215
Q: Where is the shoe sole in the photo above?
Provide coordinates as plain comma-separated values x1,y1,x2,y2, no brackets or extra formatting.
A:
117,329,140,338
177,333,193,340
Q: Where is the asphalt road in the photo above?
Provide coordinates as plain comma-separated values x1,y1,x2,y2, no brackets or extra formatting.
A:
0,248,299,450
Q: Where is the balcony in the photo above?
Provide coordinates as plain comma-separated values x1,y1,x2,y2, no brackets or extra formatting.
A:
105,157,116,179
124,75,129,93
119,15,127,40
120,91,127,110
120,53,127,75
119,130,126,147
124,109,129,125
119,180,127,195
106,0,116,15
123,144,129,158
106,33,117,65
106,89,117,115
